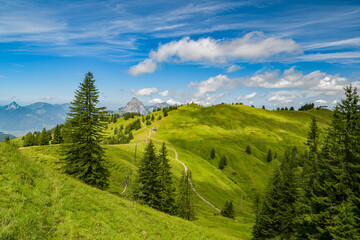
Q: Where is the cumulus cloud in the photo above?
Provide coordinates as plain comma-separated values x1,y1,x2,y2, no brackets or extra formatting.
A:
189,74,239,97
159,90,169,96
129,32,302,75
237,92,257,100
226,64,242,73
331,99,339,104
128,59,157,76
243,67,348,96
315,99,327,104
148,98,163,104
131,87,158,96
268,94,297,103
166,98,182,105
191,92,227,106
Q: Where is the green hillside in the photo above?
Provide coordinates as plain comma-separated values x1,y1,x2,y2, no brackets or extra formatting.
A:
0,143,236,239
15,104,332,239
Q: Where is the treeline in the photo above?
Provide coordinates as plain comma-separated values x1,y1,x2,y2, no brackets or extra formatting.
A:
133,140,195,220
104,119,141,144
298,102,314,111
23,125,64,147
253,85,360,239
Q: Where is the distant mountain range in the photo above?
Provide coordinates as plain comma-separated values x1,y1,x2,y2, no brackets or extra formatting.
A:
0,131,16,142
118,97,170,115
0,98,172,137
0,102,70,136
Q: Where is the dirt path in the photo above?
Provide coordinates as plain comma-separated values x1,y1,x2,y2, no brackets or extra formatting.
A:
168,147,221,212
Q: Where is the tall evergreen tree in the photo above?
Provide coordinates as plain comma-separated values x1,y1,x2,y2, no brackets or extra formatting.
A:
39,128,49,145
23,132,34,147
62,72,109,190
158,142,175,214
221,201,235,219
246,145,251,154
177,171,195,220
52,124,63,144
134,140,162,209
210,148,216,159
266,149,272,162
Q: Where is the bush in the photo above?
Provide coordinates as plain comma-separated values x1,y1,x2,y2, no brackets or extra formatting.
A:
246,145,251,154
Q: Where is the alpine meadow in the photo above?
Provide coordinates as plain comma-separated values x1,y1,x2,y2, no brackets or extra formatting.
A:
1,1,360,239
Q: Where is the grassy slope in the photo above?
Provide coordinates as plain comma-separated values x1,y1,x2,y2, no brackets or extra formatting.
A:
0,143,236,240
16,105,332,239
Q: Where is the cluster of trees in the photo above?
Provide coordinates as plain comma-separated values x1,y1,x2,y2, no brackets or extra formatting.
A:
124,119,141,134
123,112,141,120
219,156,228,169
221,201,235,219
104,119,141,145
298,102,314,111
133,140,195,220
253,85,360,239
143,114,155,125
23,128,51,146
276,106,295,111
163,105,178,117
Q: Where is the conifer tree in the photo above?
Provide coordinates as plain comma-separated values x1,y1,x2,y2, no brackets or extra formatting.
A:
210,147,216,159
134,140,162,209
39,128,49,145
23,132,34,147
62,72,109,190
219,156,228,169
262,105,265,109
266,149,272,162
246,145,251,154
159,142,175,214
221,201,235,219
177,171,195,220
52,124,63,144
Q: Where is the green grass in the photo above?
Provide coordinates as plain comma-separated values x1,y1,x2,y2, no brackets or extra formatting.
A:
13,104,332,239
0,143,237,240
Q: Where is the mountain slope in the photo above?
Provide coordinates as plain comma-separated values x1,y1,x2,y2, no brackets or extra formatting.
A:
0,132,15,142
119,97,149,115
0,102,69,136
0,143,235,239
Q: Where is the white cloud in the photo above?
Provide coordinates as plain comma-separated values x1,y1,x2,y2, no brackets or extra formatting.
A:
237,92,257,100
315,99,327,104
268,94,296,103
166,98,182,105
243,67,348,96
159,90,169,97
331,99,339,105
191,92,227,106
226,64,242,73
190,74,239,97
131,87,158,96
128,59,157,76
130,32,302,75
149,98,163,104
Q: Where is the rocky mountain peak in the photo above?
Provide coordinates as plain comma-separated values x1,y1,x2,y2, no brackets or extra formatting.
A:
122,97,149,115
6,101,20,111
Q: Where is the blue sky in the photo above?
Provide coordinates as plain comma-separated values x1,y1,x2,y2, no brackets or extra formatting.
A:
0,0,359,109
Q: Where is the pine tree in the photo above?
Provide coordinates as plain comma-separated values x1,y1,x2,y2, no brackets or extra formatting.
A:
39,128,49,145
221,201,235,219
62,72,109,190
219,156,227,169
177,171,195,220
23,132,34,147
52,124,63,144
159,142,175,214
210,147,216,159
134,140,162,209
266,149,272,162
246,145,251,154
262,105,265,109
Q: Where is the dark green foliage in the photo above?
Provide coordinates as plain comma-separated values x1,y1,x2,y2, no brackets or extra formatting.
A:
246,145,251,154
123,112,140,120
218,156,227,169
151,114,155,121
251,105,255,108
298,103,314,111
114,127,118,135
284,107,288,111
266,149,272,162
210,148,216,159
262,105,265,109
176,171,195,220
157,115,162,121
62,72,109,190
124,119,141,134
252,151,298,239
128,132,133,140
39,128,49,146
289,106,294,111
159,142,175,214
4,135,10,143
23,132,34,147
221,201,235,219
163,110,168,117
134,140,162,209
52,125,63,144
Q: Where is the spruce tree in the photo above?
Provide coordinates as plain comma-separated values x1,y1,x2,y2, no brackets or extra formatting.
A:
52,124,63,144
246,145,251,154
39,128,49,145
221,201,235,219
134,140,162,209
210,148,215,159
23,132,34,147
62,72,109,190
266,149,272,162
177,171,195,220
159,142,175,214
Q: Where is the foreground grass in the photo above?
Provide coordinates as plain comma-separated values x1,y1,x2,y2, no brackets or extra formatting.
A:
0,143,237,239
